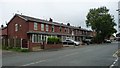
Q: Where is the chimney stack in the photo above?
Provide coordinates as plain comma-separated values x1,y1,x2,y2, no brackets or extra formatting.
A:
49,18,53,22
1,25,4,28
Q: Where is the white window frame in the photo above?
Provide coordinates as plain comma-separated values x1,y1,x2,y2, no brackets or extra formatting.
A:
15,24,18,31
52,25,54,32
35,34,38,43
38,35,41,43
32,34,34,43
41,24,44,31
34,22,38,30
46,24,49,32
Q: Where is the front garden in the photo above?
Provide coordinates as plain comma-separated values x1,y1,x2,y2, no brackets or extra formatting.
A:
44,36,63,49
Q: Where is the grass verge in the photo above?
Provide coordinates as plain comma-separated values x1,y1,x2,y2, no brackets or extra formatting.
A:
2,46,29,52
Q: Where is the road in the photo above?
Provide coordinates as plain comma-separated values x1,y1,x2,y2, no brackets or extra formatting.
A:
2,42,118,67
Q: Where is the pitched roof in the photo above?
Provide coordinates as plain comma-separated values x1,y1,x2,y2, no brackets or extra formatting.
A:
15,14,92,31
16,14,68,27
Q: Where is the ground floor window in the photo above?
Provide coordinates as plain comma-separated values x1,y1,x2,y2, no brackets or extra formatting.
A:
32,34,42,43
31,34,48,43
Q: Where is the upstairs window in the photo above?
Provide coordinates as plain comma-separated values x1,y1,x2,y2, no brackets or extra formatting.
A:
52,25,54,32
15,24,18,31
60,26,62,32
41,24,44,31
68,28,69,33
34,22,38,30
46,24,49,32
65,28,67,32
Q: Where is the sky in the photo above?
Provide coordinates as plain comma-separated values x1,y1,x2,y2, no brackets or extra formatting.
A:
0,0,120,33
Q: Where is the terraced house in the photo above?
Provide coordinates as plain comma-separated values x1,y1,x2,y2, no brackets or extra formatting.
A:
1,14,94,50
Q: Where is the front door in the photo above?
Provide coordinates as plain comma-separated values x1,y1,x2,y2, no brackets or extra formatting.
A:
22,39,28,48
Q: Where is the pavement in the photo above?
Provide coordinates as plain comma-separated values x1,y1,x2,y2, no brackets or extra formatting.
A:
1,42,119,67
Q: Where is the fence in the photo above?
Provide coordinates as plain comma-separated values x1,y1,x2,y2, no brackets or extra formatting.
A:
2,38,23,48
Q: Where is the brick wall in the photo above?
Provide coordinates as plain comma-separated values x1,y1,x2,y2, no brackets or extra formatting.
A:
7,15,28,39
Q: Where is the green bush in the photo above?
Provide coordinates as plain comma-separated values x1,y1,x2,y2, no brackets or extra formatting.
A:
47,37,61,44
47,37,54,44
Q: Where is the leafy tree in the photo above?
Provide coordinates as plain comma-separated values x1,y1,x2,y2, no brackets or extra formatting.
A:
86,6,117,43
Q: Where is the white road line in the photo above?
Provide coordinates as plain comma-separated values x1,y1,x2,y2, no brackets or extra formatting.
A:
113,62,116,65
21,52,79,66
110,51,119,68
110,65,114,68
22,60,46,66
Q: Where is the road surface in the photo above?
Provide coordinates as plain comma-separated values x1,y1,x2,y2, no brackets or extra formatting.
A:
2,42,118,67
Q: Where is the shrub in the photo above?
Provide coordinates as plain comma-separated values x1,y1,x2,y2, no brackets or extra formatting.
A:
47,37,61,44
47,37,54,44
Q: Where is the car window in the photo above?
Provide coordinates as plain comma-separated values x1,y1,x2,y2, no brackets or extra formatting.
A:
66,40,70,41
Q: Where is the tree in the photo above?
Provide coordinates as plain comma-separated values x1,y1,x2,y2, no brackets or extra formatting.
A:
86,6,117,43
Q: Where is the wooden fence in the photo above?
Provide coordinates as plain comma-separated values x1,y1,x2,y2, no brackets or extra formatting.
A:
2,38,22,48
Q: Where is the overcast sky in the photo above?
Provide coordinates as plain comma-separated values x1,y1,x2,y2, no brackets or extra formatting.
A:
0,0,119,32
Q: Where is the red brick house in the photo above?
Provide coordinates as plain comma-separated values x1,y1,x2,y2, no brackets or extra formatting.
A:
1,26,7,39
3,14,94,51
1,26,8,48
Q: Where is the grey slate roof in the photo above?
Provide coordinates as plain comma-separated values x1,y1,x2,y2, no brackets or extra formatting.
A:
16,14,68,27
16,14,92,31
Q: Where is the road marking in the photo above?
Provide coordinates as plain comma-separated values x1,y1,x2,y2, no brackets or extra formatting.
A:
110,51,119,68
21,52,79,66
110,65,114,68
22,60,46,66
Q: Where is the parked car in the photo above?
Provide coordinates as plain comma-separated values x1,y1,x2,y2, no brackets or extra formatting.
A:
82,39,92,45
62,39,80,46
104,39,112,43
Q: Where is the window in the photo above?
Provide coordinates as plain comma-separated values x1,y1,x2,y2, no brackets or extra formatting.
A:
34,22,38,30
60,26,62,32
15,24,18,31
65,28,67,32
32,34,42,43
34,34,37,42
68,28,69,33
32,34,35,42
38,35,41,43
42,35,44,41
52,25,54,32
41,24,44,31
46,24,48,31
